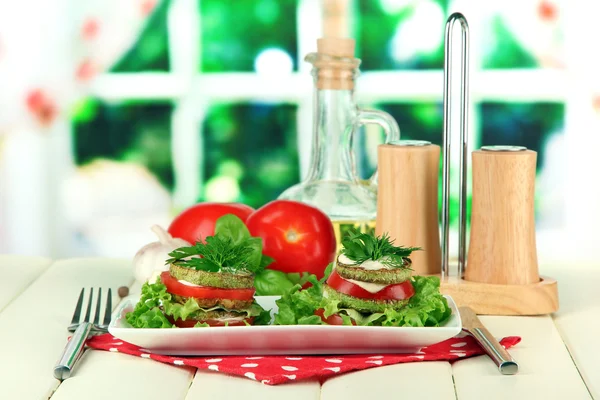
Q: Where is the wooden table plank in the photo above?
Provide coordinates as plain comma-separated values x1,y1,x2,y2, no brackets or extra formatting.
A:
51,351,195,400
0,258,194,400
550,264,600,399
321,362,456,400
452,315,591,400
0,255,51,312
186,371,321,400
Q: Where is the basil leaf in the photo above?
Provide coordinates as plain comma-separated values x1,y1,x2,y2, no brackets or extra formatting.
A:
322,263,334,281
242,237,263,272
259,254,275,270
253,307,273,326
254,269,295,296
287,271,312,286
214,214,250,245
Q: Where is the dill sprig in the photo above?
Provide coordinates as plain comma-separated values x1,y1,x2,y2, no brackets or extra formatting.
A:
341,228,420,269
166,235,258,274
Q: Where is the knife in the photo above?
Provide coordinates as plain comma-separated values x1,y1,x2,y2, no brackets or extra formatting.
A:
458,306,519,375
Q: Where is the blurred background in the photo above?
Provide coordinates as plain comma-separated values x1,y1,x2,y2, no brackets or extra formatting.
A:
0,0,599,263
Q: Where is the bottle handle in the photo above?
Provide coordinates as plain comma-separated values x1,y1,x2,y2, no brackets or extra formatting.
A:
347,109,401,185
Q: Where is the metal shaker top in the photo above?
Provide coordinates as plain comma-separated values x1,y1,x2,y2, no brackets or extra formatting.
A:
390,140,432,147
481,145,527,152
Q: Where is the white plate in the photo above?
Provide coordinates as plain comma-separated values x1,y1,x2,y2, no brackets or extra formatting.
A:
109,295,462,356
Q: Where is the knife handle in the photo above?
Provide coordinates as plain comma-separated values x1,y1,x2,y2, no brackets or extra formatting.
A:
53,322,92,380
471,327,519,375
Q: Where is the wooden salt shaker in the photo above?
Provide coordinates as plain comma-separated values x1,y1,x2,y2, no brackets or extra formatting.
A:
465,146,539,285
376,140,441,275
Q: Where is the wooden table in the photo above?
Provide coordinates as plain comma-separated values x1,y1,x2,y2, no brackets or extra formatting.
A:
0,255,597,400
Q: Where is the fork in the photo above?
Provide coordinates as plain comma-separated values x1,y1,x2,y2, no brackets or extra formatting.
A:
53,288,113,380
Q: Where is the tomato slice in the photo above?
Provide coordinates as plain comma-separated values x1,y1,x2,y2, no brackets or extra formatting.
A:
160,271,255,300
170,316,255,327
314,308,356,325
326,269,415,301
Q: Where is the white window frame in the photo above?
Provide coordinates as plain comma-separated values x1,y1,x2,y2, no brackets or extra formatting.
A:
14,0,592,263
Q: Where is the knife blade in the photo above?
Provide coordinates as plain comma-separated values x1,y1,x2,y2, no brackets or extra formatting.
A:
458,306,519,375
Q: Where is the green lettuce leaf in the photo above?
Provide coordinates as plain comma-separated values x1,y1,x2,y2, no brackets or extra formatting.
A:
126,280,272,328
125,279,174,328
273,275,326,325
162,297,201,321
273,274,451,327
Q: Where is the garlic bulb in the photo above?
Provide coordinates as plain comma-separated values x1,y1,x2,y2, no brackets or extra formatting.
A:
133,225,190,284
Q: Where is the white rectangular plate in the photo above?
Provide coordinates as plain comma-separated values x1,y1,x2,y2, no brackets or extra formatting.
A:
109,295,461,356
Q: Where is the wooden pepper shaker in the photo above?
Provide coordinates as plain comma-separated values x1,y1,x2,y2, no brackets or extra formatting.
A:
376,140,441,275
465,146,539,285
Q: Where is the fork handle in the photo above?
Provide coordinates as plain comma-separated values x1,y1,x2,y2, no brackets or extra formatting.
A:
53,322,93,380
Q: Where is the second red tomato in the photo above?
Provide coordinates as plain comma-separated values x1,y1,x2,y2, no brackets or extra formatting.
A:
246,200,336,279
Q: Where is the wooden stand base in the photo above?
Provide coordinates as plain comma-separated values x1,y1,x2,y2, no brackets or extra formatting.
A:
439,275,559,315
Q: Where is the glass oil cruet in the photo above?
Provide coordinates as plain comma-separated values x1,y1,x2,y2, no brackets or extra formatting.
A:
278,38,400,246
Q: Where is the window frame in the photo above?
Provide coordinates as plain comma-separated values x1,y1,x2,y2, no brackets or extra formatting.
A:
68,0,595,263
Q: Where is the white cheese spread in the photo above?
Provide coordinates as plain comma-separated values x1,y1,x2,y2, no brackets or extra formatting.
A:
345,278,388,293
359,258,393,270
178,279,204,288
337,254,358,266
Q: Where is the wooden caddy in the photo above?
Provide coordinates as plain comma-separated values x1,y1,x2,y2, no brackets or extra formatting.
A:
439,275,559,316
376,13,559,316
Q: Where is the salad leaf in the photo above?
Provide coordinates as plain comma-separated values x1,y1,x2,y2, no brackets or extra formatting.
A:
166,213,315,296
253,307,273,325
126,280,272,328
273,275,327,325
167,215,265,274
322,263,334,281
162,297,201,321
259,254,275,270
273,274,451,327
254,269,296,296
242,237,264,271
214,214,251,245
125,278,173,328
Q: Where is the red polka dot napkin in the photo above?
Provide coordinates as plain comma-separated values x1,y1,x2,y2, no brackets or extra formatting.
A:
86,334,520,385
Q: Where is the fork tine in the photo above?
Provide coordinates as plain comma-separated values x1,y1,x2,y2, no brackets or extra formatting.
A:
83,287,93,322
103,288,112,327
70,288,85,325
93,288,102,325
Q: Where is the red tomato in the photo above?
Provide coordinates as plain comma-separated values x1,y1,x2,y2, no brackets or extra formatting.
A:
168,203,255,244
326,270,415,301
160,271,255,301
314,308,356,325
246,200,336,279
168,316,254,327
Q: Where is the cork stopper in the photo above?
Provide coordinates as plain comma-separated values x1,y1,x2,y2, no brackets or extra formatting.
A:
317,38,355,58
306,37,360,90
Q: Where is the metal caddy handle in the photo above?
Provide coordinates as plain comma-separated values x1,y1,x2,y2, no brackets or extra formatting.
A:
441,12,470,279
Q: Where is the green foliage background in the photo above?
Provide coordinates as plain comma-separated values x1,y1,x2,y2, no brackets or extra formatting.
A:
72,0,564,227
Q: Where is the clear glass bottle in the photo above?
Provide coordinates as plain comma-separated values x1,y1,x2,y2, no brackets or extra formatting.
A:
278,38,400,247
